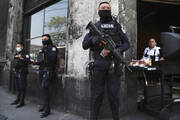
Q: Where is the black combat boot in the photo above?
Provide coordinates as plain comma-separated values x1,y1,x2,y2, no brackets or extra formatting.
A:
40,106,50,118
10,99,19,105
16,101,25,108
10,93,20,105
16,92,25,108
38,106,45,112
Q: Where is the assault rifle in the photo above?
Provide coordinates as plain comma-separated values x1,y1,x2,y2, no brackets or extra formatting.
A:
86,21,132,72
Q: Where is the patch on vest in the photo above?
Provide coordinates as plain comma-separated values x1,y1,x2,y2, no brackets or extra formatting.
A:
52,47,56,51
101,24,114,29
87,29,90,33
26,55,29,58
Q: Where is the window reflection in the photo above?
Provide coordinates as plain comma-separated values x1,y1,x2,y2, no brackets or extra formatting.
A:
44,0,67,46
30,0,68,73
31,11,44,38
30,37,42,69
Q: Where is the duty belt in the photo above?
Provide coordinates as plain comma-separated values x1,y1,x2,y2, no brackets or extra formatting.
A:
93,54,113,61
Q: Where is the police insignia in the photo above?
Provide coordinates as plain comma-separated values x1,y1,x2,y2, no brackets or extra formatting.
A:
87,29,90,33
26,55,29,58
52,47,56,51
101,24,114,29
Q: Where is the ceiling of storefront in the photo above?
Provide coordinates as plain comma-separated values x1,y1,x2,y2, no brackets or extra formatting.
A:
138,0,180,25
142,0,180,5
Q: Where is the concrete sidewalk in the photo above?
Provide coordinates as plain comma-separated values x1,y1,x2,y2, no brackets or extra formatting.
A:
0,87,86,120
0,86,180,120
0,86,156,120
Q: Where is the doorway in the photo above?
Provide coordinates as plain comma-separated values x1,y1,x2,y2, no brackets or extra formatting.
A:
137,0,180,59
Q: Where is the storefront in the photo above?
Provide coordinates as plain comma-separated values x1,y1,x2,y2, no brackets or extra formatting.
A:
137,0,180,59
1,0,137,119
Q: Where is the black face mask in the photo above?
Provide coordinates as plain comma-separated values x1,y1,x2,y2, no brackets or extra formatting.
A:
98,10,112,18
42,40,52,46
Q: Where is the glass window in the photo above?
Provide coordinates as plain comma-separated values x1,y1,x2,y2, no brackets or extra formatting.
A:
30,11,44,38
29,0,68,73
30,37,42,69
44,0,68,46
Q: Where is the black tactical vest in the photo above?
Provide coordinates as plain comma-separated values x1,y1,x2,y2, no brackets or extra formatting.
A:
95,20,122,45
91,20,123,60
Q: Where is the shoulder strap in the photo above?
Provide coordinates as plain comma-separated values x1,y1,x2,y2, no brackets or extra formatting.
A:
112,18,121,33
154,49,156,56
95,21,101,29
145,49,149,56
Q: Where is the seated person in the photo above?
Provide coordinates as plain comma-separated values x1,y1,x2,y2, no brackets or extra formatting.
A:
143,38,164,64
143,38,164,85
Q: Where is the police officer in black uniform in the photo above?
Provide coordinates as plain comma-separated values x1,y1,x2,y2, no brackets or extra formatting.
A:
11,42,30,108
82,2,130,120
33,34,57,118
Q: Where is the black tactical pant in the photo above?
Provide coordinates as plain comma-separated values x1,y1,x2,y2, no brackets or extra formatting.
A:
91,61,121,120
39,70,54,113
14,72,27,104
